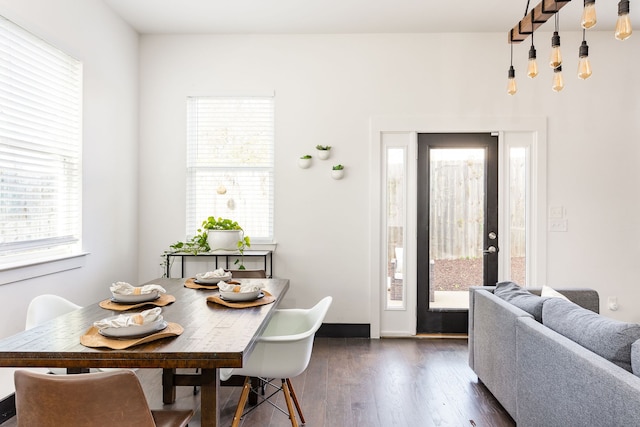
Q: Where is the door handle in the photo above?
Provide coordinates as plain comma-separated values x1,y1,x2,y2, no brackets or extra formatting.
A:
483,246,499,255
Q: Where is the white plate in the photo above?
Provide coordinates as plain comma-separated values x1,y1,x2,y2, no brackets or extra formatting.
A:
219,290,263,302
111,290,160,303
99,318,167,338
195,272,232,283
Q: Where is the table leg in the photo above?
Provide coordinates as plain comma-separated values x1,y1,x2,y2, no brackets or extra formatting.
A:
162,368,177,404
200,368,220,427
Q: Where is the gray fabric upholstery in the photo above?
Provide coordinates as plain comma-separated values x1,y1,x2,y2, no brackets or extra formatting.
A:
493,281,548,322
632,340,640,377
516,317,640,427
470,289,532,419
543,298,640,372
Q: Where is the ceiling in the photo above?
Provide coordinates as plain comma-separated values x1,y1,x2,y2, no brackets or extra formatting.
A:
102,0,626,36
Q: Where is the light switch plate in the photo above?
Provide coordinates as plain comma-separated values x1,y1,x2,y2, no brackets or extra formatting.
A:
549,219,568,232
549,206,564,219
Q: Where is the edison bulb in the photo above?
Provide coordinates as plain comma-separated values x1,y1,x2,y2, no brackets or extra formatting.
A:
615,13,632,40
577,57,592,80
578,41,592,80
527,45,538,78
507,66,517,95
581,2,597,29
552,67,564,92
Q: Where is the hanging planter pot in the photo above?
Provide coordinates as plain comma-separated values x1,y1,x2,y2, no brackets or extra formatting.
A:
316,145,331,160
331,164,345,180
298,155,312,169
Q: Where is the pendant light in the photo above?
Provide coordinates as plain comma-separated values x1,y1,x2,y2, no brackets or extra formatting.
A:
552,66,564,92
615,0,632,40
549,5,562,69
527,40,538,78
581,0,597,29
507,42,517,95
578,30,592,79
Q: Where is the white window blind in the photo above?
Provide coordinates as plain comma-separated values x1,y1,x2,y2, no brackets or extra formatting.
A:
186,96,274,243
0,15,82,268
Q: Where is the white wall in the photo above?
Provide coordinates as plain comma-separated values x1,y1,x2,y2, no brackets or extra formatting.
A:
0,0,139,342
138,32,640,325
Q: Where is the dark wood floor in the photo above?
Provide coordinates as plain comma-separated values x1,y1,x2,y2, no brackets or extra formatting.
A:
4,337,515,427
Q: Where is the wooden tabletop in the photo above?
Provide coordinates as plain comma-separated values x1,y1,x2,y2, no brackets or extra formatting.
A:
0,277,289,370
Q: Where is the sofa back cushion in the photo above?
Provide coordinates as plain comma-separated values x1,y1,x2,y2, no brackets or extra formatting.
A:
494,281,548,322
543,298,640,372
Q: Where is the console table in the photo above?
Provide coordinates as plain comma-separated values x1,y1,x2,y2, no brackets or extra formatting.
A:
164,250,273,278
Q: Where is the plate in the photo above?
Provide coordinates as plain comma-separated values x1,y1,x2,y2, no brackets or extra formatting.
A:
99,319,168,339
219,291,264,302
110,291,160,304
195,272,232,283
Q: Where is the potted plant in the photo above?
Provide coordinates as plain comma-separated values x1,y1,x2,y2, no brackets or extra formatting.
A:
298,154,312,169
316,145,332,160
165,216,251,269
331,164,345,180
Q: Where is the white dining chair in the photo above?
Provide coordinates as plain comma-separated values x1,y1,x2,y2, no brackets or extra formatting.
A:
220,296,332,427
25,294,131,374
25,294,82,375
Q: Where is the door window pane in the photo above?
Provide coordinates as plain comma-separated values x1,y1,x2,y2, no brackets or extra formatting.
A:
429,148,485,308
509,147,527,285
385,147,405,309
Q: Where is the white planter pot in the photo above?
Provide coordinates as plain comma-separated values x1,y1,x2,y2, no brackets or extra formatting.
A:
331,169,345,180
317,149,331,160
298,158,312,169
206,229,243,253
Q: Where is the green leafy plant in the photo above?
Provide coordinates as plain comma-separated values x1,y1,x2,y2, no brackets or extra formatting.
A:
332,164,344,170
315,145,331,150
300,154,312,159
201,216,243,230
164,217,251,271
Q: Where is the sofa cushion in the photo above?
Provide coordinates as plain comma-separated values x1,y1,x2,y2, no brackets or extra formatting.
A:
494,281,547,322
540,285,570,301
631,340,640,377
543,298,640,372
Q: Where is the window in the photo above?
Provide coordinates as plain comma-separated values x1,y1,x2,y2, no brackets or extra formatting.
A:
0,16,83,269
186,96,274,243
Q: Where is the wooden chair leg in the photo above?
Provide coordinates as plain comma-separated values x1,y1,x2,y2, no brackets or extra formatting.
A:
232,377,252,427
286,378,306,424
281,379,299,427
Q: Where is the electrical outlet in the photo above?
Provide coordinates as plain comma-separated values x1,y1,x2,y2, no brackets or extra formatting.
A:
549,219,568,232
608,297,619,311
549,206,564,219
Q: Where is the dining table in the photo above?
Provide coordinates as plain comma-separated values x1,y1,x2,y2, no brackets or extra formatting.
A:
0,276,289,427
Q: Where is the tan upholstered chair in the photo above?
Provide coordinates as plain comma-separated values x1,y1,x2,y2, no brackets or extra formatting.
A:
14,369,193,427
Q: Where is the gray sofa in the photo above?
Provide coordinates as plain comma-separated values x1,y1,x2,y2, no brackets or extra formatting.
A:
469,283,640,426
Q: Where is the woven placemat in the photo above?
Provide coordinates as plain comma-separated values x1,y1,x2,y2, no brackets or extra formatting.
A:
98,294,176,311
80,322,183,350
207,290,275,308
184,277,222,290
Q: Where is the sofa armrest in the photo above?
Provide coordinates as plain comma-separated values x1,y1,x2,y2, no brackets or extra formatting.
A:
516,317,640,426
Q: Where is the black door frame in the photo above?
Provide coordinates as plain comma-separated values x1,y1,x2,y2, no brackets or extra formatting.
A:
416,133,499,334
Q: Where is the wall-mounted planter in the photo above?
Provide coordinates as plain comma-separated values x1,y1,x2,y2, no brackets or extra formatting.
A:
316,145,332,160
331,168,345,180
298,156,312,169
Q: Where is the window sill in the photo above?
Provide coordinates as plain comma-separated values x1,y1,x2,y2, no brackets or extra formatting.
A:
0,252,89,286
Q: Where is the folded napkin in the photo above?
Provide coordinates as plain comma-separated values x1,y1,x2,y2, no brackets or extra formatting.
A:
198,268,229,279
110,281,166,296
94,307,162,329
218,281,264,293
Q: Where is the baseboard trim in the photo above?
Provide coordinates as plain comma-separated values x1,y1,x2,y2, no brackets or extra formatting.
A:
0,393,15,425
316,323,370,338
